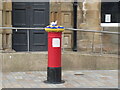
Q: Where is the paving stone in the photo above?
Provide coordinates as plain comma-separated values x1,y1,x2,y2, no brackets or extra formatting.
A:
2,70,118,88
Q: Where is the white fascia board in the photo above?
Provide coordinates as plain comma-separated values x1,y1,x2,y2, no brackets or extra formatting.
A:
101,23,120,27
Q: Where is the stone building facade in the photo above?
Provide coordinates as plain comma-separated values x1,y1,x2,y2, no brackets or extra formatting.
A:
0,0,119,72
0,0,12,52
0,0,119,54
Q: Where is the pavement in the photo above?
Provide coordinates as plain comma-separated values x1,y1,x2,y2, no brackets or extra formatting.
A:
2,70,118,88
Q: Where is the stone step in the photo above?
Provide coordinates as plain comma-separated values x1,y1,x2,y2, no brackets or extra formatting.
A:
0,52,118,72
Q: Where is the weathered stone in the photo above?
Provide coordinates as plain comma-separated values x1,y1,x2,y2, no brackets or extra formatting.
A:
61,11,73,27
92,33,102,53
50,2,61,12
2,11,12,28
2,33,13,52
78,1,101,52
0,34,2,50
3,2,12,11
0,0,3,11
2,52,48,72
84,1,100,10
0,10,2,51
96,55,118,70
3,29,12,34
6,34,12,50
50,12,61,25
2,1,12,52
77,3,83,28
63,53,118,70
0,11,2,27
77,39,93,52
85,10,101,30
60,2,73,11
50,2,73,50
102,27,118,54
81,0,101,30
1,52,118,72
62,32,72,49
2,34,6,49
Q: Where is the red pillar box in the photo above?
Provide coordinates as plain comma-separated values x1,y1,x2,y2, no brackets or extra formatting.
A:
44,22,65,84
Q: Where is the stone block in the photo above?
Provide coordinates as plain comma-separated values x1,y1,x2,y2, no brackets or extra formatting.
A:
96,55,118,70
82,1,101,30
62,33,72,49
3,29,12,34
2,33,12,52
2,34,7,49
0,11,2,26
3,2,12,11
0,0,3,10
86,10,100,19
60,2,73,11
2,52,48,72
2,11,12,28
0,34,2,50
0,11,3,34
102,27,118,54
6,34,12,49
61,11,73,27
77,39,93,52
50,12,61,25
50,2,61,12
62,53,96,70
2,52,118,72
83,10,101,30
84,1,100,10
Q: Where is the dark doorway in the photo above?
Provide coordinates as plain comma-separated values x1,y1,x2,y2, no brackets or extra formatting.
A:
101,2,119,23
12,2,49,51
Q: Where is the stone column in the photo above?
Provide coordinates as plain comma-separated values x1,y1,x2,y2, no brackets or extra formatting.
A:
60,2,73,50
79,0,102,53
0,2,3,89
50,2,73,50
2,1,13,52
0,0,3,52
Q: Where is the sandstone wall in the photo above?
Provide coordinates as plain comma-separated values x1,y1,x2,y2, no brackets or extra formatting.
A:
102,27,118,54
1,52,118,72
50,2,73,50
0,0,3,52
78,0,103,53
2,1,12,52
0,1,118,54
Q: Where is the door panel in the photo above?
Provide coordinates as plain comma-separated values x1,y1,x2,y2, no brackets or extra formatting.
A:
30,30,47,51
32,9,45,27
29,2,49,51
12,2,49,51
12,30,28,51
12,3,29,51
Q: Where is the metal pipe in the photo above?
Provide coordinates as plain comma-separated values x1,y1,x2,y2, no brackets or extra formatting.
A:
73,0,78,52
92,32,95,53
0,27,120,34
0,27,44,30
66,28,120,35
27,29,30,52
100,32,103,55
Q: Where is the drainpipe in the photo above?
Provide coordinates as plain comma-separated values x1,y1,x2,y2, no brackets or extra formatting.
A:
73,0,78,51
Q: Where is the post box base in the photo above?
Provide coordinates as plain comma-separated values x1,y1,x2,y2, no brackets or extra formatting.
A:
44,80,65,84
44,67,65,84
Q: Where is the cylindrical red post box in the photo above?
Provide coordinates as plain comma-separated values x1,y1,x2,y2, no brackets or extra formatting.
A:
48,32,62,67
44,22,64,84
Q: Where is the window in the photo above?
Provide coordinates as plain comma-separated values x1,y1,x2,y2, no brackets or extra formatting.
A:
101,2,120,23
